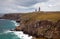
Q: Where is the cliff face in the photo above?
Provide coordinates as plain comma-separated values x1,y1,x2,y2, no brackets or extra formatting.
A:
1,12,60,39
15,12,60,39
15,20,60,39
1,13,24,23
2,14,21,20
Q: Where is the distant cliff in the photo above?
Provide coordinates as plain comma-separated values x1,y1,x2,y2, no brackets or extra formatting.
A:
1,13,24,23
1,12,60,39
1,13,21,20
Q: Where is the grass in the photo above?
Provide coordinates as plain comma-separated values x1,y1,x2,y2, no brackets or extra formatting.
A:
20,11,60,39
21,11,60,22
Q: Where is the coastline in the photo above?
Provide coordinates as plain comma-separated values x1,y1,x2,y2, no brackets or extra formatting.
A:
10,19,33,39
1,12,60,39
0,19,33,39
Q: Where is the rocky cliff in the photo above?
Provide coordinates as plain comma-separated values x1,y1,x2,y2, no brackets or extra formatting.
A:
1,12,60,39
15,20,60,39
1,13,24,23
15,12,60,39
1,13,21,20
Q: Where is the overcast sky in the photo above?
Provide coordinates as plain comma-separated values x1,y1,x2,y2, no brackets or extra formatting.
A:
0,0,60,13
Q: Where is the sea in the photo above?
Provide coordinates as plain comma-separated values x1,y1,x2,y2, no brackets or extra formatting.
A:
0,19,32,39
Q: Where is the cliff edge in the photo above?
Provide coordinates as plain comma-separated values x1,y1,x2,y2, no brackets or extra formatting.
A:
1,12,60,39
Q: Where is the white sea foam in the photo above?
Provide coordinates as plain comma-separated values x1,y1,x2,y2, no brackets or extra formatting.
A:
10,20,32,39
11,20,20,26
13,31,32,39
0,29,32,39
2,30,32,39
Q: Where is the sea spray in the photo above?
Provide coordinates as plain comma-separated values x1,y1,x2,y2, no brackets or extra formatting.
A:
1,30,33,39
11,20,20,26
0,19,20,39
10,20,33,39
0,19,32,39
13,31,32,39
0,30,20,39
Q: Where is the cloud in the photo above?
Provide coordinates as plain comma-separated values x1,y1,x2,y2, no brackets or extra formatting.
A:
0,0,48,13
0,0,47,13
33,0,60,11
13,0,48,6
0,0,60,13
0,0,48,7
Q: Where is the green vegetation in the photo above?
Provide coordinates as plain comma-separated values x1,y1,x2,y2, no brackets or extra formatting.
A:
21,12,60,22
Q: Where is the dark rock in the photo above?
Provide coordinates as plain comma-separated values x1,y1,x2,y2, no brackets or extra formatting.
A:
14,20,60,39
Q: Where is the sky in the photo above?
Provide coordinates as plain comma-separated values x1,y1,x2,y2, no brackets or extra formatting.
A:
0,0,60,13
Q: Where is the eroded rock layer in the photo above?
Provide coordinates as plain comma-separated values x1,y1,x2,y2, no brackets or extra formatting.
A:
15,20,60,39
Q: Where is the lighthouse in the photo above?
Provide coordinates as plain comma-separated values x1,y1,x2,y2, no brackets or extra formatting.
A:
38,7,40,11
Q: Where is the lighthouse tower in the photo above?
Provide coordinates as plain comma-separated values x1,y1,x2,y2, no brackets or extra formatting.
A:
38,7,40,12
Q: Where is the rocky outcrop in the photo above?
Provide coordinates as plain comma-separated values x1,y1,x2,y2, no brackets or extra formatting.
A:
3,14,20,20
1,12,60,39
1,13,23,23
15,20,60,39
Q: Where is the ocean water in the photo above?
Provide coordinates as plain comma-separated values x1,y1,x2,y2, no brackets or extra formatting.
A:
0,19,32,39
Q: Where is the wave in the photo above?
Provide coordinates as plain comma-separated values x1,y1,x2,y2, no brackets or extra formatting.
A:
10,20,32,39
0,30,32,39
0,19,32,39
4,30,12,33
13,31,32,39
11,20,20,26
0,30,12,34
